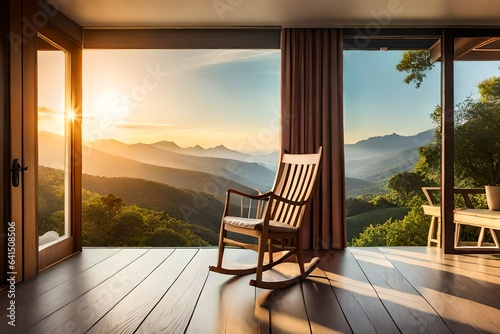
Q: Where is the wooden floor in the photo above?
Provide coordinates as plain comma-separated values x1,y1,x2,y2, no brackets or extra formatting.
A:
1,247,500,333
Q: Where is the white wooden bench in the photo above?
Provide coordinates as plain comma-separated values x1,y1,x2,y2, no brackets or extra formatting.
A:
422,187,500,249
453,209,500,248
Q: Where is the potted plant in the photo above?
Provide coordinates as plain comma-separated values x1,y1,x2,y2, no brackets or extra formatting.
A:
485,184,500,211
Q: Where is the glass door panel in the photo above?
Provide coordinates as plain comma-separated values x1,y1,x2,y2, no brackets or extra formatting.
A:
37,35,70,249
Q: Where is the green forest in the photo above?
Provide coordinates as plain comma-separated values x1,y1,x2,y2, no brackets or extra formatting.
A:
39,166,220,247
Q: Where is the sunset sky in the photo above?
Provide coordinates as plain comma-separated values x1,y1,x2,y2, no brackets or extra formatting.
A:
82,49,281,153
38,49,500,152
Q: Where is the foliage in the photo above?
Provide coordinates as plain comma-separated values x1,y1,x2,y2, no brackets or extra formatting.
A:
81,197,216,247
478,76,500,103
347,207,410,243
346,197,375,217
38,167,65,236
396,50,434,88
387,171,428,206
369,195,397,209
82,173,224,234
351,200,429,247
454,88,500,185
417,76,500,186
39,166,218,247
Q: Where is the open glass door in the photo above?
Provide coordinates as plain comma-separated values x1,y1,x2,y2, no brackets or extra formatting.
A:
37,36,71,250
36,29,82,270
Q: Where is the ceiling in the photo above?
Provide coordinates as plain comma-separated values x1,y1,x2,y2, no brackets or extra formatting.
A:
48,0,500,28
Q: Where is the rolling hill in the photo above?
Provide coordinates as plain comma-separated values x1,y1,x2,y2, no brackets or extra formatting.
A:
39,132,259,198
89,138,276,191
39,128,436,199
81,172,224,234
345,147,420,183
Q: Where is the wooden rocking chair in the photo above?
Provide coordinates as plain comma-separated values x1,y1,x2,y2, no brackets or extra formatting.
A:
209,147,322,289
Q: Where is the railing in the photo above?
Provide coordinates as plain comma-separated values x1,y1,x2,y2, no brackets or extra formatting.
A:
422,187,500,249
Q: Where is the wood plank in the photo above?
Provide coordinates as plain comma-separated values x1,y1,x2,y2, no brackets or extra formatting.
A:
23,249,170,334
185,271,241,334
186,249,261,334
255,287,271,334
302,271,352,334
254,262,308,334
460,253,500,273
260,277,311,334
379,248,500,333
0,248,148,333
319,249,400,333
0,248,120,308
85,249,198,334
350,248,454,333
136,248,217,333
224,251,268,334
381,247,500,297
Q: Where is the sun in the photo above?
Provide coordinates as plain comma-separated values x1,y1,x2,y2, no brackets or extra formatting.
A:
67,110,76,122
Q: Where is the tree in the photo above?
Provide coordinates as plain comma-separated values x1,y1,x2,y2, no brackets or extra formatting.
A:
454,79,500,186
387,172,427,206
101,193,124,218
346,197,375,216
418,77,500,187
111,209,146,246
396,50,434,88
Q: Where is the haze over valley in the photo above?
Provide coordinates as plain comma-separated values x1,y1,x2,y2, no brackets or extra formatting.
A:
39,128,434,199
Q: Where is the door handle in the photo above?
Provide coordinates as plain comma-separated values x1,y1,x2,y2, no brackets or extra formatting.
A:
11,159,28,187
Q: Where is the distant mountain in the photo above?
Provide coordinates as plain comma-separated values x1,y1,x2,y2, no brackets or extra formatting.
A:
149,140,183,152
344,129,435,196
345,147,421,183
39,128,435,200
345,129,434,161
151,140,279,169
88,138,275,192
39,132,259,198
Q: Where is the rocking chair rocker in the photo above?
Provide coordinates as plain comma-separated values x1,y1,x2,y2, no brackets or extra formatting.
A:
209,147,322,289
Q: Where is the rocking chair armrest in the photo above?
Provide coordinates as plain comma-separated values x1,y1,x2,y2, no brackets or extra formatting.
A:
226,188,272,200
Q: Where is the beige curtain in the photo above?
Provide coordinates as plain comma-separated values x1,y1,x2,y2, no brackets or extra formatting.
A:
281,28,346,249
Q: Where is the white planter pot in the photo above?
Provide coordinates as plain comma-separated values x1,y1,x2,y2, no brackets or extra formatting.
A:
485,185,500,211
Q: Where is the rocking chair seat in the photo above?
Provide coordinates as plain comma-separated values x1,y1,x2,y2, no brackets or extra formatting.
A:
223,216,298,232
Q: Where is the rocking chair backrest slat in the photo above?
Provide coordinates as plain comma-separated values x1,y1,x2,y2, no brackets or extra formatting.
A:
268,148,322,228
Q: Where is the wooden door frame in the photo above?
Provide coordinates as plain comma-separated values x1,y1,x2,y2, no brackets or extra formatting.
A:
36,25,83,270
8,0,82,282
0,0,10,285
441,28,500,254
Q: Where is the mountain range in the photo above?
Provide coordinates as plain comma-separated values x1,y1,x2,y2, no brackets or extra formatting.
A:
39,132,273,198
345,129,434,161
344,129,434,195
39,128,435,198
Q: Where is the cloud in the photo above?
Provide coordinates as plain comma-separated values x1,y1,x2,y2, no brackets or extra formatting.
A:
115,121,181,131
38,106,63,121
180,49,279,68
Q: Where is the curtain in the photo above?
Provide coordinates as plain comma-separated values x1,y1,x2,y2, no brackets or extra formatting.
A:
281,28,346,249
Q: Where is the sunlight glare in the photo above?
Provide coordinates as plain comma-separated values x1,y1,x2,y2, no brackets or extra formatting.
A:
67,110,76,122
